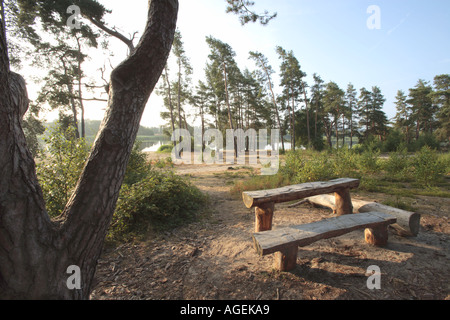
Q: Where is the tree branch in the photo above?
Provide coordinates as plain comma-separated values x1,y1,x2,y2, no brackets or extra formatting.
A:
81,97,108,102
84,16,135,53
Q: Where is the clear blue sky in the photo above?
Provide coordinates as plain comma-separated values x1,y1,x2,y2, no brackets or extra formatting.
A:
174,0,450,125
26,0,450,128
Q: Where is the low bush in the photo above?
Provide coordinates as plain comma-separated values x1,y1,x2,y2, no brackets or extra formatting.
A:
157,144,174,153
332,148,360,178
108,170,208,242
357,147,381,174
382,145,411,180
36,125,91,217
439,152,450,176
410,146,446,187
282,150,335,184
123,141,152,186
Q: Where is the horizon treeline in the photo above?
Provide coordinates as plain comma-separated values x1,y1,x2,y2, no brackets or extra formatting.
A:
158,30,449,153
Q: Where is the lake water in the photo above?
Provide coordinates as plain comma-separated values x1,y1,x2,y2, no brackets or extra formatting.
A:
142,141,165,152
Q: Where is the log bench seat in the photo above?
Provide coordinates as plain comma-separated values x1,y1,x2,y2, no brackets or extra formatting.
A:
252,211,397,271
242,178,360,232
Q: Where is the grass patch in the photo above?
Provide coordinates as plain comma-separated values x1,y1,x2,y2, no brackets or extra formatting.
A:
231,148,450,201
230,172,291,197
382,196,417,212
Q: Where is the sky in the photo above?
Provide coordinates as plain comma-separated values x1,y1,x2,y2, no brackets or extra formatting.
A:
22,0,450,128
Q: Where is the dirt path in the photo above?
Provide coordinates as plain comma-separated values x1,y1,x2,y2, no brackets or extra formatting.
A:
90,156,449,300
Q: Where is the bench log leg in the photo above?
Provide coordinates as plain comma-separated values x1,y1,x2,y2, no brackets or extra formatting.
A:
365,225,388,246
255,202,275,232
334,188,353,215
274,245,298,272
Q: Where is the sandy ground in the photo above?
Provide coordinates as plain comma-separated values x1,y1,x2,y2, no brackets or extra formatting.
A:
89,152,449,300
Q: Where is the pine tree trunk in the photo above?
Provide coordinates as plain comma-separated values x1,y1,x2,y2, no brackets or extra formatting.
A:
177,59,183,142
164,66,176,143
291,91,295,151
0,0,178,299
260,61,284,152
350,114,353,148
314,106,318,139
223,62,237,158
335,116,339,148
303,88,310,147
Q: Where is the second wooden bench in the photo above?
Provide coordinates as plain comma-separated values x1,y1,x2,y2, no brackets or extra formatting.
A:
253,211,397,271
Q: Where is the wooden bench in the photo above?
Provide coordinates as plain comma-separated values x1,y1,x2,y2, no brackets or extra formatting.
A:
242,178,360,232
253,211,397,271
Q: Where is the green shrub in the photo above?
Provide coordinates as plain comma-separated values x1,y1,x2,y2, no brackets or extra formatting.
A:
153,157,174,169
410,146,446,187
36,125,91,217
358,148,381,174
410,133,440,152
284,150,335,183
108,170,208,242
383,145,411,180
332,148,359,178
280,150,305,178
381,129,405,152
157,144,174,153
438,152,450,176
123,140,152,186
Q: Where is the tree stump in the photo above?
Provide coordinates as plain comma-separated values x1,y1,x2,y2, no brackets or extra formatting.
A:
365,225,389,246
334,188,353,215
255,202,275,232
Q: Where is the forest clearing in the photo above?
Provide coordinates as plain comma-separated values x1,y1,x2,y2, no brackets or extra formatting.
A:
89,151,449,300
1,0,449,302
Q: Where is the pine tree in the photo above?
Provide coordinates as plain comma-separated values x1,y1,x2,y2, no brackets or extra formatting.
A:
394,90,412,144
431,74,450,143
173,29,193,133
322,82,344,148
192,80,211,151
276,46,306,150
370,86,387,140
407,80,435,140
345,83,357,148
206,36,241,157
249,50,284,151
241,68,270,130
311,73,325,142
156,64,176,141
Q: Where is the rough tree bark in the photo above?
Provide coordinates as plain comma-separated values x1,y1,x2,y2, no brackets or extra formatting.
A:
0,0,178,299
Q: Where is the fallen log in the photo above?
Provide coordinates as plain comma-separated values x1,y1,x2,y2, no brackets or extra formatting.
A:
306,194,420,237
